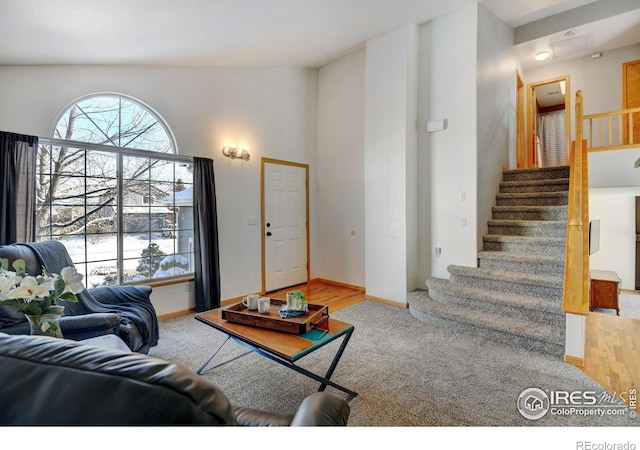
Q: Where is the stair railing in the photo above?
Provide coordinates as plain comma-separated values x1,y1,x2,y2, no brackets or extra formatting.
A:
563,91,640,315
583,104,640,150
562,91,589,315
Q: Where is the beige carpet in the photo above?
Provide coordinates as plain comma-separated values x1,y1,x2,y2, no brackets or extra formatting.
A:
149,300,638,427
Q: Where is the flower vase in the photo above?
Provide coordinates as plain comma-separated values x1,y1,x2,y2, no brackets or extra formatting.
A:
25,306,64,338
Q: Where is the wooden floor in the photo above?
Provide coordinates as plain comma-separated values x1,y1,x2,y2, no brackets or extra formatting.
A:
581,311,639,406
267,280,367,313
269,280,639,410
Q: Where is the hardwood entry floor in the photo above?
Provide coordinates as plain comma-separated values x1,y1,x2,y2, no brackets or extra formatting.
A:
269,280,638,411
581,312,639,407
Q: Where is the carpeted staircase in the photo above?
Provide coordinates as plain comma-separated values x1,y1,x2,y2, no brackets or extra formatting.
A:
408,165,570,358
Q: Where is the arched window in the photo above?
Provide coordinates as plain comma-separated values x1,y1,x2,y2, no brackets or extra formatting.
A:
54,93,176,153
37,94,193,287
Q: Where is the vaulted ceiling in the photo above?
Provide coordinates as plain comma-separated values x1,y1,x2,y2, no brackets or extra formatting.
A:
0,0,638,68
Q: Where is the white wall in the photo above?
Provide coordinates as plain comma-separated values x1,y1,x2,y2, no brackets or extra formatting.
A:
425,5,479,279
476,5,517,250
589,191,635,289
0,65,318,315
316,49,366,287
364,24,419,303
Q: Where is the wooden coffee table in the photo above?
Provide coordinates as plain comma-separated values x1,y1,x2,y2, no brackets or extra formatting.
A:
195,307,357,398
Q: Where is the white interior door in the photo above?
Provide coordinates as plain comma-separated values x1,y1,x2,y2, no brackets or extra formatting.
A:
263,160,308,292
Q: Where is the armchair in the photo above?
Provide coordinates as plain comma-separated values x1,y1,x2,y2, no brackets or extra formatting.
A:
0,241,158,353
0,333,351,426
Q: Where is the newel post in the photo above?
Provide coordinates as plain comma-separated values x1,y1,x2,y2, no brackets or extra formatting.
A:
563,90,589,366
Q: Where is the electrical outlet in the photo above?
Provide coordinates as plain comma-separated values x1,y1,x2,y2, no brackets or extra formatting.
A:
185,282,192,293
435,247,442,256
247,217,258,225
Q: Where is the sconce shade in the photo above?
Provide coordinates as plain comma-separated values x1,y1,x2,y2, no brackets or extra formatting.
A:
222,145,250,161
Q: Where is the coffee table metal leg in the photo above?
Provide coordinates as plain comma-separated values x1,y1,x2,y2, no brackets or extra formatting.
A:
196,336,252,375
230,335,358,399
318,327,353,393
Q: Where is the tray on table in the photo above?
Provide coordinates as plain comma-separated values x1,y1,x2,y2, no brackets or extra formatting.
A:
221,298,329,334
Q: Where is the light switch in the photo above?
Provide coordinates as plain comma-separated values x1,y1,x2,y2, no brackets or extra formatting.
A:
426,118,448,133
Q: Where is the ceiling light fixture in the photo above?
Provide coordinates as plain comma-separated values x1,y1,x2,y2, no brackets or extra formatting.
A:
534,51,550,61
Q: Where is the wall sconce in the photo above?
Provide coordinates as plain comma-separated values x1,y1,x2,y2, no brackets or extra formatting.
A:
222,144,251,161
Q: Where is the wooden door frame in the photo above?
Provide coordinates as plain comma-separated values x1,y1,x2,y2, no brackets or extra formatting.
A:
526,75,571,168
623,59,640,145
623,59,640,109
260,157,310,294
517,72,525,168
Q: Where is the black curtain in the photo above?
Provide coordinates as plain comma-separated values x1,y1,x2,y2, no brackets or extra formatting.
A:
0,131,38,245
193,157,221,311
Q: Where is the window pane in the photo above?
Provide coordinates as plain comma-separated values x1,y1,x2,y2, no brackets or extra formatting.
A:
122,155,151,181
86,151,117,178
87,261,119,288
85,233,117,262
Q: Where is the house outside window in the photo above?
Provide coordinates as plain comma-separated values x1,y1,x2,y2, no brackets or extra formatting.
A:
36,93,194,288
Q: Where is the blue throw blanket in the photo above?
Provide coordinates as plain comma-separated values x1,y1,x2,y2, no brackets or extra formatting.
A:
24,241,159,347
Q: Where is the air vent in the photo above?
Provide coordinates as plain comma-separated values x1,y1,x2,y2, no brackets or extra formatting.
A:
551,35,591,58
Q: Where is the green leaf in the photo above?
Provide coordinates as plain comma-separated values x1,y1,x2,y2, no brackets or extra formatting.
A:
24,303,44,316
0,299,21,309
0,257,8,270
12,259,26,276
58,292,78,302
54,277,65,296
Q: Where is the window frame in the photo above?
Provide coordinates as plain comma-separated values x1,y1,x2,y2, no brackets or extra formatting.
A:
36,93,194,288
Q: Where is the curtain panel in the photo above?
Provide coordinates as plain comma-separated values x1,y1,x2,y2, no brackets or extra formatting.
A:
193,157,221,311
0,131,38,245
536,110,566,168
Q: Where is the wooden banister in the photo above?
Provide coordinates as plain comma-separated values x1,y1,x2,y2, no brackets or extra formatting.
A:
562,91,589,315
583,105,640,151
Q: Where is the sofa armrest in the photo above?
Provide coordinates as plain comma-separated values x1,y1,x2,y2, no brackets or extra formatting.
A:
233,392,350,426
289,392,350,426
60,313,120,333
88,285,152,306
59,313,120,341
233,407,294,427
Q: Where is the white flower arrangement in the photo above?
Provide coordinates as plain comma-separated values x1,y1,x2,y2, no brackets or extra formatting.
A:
0,258,84,317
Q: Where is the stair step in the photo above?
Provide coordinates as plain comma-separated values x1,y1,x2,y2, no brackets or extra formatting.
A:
487,219,566,238
499,178,569,194
425,277,564,325
483,234,566,257
448,265,563,300
407,290,565,357
477,251,564,276
492,205,567,221
502,165,570,182
495,191,568,207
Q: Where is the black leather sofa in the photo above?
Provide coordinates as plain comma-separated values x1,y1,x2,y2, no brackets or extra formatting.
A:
0,333,350,426
0,241,158,353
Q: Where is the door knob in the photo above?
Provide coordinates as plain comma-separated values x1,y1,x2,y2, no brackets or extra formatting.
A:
266,231,272,237
266,222,271,227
